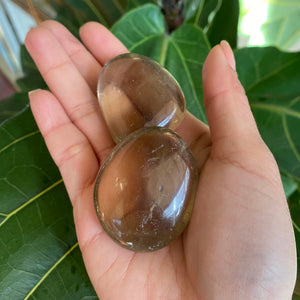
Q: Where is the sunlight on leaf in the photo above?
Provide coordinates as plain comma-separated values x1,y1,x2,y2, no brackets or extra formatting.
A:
240,0,300,51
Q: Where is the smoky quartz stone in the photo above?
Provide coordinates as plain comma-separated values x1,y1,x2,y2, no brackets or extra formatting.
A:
94,127,198,252
97,53,186,143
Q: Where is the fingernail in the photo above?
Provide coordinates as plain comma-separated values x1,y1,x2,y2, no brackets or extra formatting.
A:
220,40,236,71
28,89,41,97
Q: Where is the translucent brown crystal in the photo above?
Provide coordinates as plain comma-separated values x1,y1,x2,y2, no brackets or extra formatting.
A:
94,127,198,252
97,53,186,143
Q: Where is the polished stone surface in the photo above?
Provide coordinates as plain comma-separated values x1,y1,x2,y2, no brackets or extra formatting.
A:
94,127,198,252
97,53,186,143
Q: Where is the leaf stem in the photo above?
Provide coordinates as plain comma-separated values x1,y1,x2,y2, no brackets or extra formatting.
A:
194,0,205,26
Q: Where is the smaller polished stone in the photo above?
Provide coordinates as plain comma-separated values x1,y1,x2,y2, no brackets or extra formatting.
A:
94,127,198,252
97,53,186,143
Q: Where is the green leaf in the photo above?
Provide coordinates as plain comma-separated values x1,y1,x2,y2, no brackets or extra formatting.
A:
184,0,219,30
127,0,155,10
0,93,29,124
282,173,298,198
236,47,300,99
111,4,166,55
0,107,96,299
65,0,125,27
51,0,124,29
235,47,300,182
165,24,210,122
261,0,300,51
206,0,239,48
112,4,210,122
183,0,203,23
288,189,300,298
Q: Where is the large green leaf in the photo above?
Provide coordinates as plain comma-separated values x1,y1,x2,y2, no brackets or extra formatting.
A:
51,0,125,29
261,0,300,51
184,0,220,30
183,0,204,24
112,4,210,122
0,107,96,299
236,47,300,99
288,189,300,299
184,0,239,48
127,0,155,10
0,93,29,125
282,173,298,198
206,0,239,48
235,47,300,182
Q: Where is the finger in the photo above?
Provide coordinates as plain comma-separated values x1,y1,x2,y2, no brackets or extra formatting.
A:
175,112,211,170
202,41,260,148
40,20,101,92
79,21,128,65
29,89,99,202
25,26,114,162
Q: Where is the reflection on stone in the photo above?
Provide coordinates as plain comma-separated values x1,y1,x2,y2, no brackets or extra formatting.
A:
97,53,186,143
94,127,198,252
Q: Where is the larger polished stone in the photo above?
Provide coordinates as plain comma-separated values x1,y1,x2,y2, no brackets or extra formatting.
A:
94,127,198,252
97,53,186,143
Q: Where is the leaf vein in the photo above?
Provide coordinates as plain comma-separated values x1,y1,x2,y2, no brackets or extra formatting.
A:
130,20,146,39
143,12,164,34
281,27,300,49
169,39,206,120
128,33,163,52
251,102,300,119
0,130,40,154
3,178,28,198
282,115,300,164
171,38,201,46
275,17,287,45
24,243,79,299
293,220,300,233
246,57,300,93
116,31,134,47
1,127,15,140
185,58,204,66
81,0,109,27
0,179,63,227
112,0,126,14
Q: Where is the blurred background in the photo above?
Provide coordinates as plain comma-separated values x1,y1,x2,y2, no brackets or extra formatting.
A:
0,0,300,100
0,0,55,100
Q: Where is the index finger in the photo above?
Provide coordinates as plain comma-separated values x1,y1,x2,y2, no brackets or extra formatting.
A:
25,25,114,163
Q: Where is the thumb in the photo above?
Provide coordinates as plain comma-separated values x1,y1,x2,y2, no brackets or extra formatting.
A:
202,41,260,150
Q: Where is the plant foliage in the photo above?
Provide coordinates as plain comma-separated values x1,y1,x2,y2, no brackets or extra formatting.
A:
0,0,300,299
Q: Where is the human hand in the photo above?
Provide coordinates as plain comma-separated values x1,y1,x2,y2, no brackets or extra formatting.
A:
26,21,296,299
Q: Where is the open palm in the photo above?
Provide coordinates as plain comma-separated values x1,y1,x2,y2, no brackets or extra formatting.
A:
26,21,296,300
